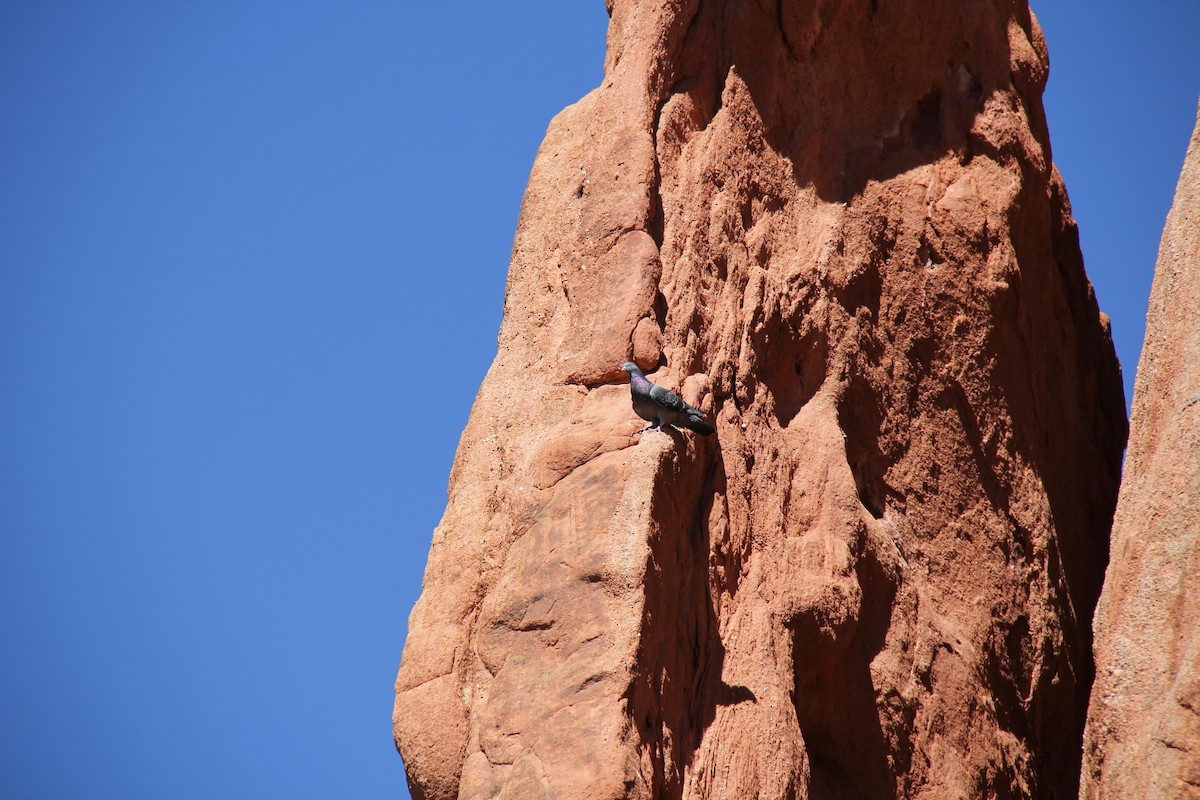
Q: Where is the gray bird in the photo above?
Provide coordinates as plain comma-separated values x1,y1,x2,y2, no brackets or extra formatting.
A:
621,362,715,436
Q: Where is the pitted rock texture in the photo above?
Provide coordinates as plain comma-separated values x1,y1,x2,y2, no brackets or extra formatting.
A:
394,2,1127,798
1081,103,1200,800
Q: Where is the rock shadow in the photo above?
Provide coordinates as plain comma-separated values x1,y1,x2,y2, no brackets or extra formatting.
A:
791,541,899,799
752,300,829,429
661,0,1031,203
628,431,733,800
976,178,1128,798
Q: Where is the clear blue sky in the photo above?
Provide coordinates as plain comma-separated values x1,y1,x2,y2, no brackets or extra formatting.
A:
0,3,1194,798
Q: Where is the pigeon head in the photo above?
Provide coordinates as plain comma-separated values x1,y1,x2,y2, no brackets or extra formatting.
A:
620,362,644,377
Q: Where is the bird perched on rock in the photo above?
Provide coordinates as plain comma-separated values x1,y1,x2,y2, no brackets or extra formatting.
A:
621,362,715,436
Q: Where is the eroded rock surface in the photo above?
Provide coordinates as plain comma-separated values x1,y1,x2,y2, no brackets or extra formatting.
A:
395,2,1127,798
1081,103,1200,800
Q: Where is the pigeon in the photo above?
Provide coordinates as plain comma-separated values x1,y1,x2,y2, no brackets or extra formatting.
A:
621,362,715,436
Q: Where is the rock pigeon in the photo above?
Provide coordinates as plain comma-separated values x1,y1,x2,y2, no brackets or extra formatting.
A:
621,362,715,436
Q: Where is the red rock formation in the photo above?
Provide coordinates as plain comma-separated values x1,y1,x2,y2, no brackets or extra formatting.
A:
1081,103,1200,800
394,2,1127,798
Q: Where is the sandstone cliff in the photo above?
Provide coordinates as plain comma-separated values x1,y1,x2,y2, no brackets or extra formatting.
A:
1080,103,1200,800
395,2,1127,798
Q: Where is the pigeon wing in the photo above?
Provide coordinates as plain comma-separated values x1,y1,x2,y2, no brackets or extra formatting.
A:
648,384,692,415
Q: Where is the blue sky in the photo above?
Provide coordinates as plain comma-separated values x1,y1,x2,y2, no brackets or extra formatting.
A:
0,2,1195,799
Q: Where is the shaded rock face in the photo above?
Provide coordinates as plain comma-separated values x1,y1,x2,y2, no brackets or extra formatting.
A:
1081,104,1200,800
394,1,1127,798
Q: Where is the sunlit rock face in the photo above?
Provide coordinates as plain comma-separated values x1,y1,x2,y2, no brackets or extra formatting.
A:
394,2,1127,798
1081,103,1200,800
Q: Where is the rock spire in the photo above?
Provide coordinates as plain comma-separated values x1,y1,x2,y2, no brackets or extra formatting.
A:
395,2,1127,798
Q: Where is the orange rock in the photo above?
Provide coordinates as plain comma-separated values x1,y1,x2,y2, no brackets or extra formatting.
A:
395,2,1127,798
1081,102,1200,800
